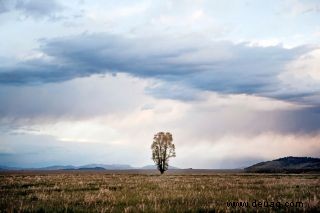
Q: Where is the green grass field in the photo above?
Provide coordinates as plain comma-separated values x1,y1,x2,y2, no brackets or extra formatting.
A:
0,170,319,212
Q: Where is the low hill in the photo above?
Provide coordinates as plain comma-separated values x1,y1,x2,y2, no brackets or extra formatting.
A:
245,156,320,173
79,164,134,170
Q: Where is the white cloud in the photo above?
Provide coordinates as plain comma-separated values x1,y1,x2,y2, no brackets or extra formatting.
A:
248,39,282,47
277,48,320,105
283,0,320,15
289,49,320,81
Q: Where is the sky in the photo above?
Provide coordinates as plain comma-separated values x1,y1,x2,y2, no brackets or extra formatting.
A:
0,0,320,169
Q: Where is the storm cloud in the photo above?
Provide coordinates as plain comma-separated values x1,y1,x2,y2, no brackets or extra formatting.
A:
0,33,317,105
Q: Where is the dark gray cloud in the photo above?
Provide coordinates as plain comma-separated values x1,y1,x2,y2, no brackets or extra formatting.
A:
0,0,14,13
0,0,63,18
0,33,316,104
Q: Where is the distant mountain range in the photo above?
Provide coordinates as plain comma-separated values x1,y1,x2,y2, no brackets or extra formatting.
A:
0,164,180,171
3,157,319,172
245,156,320,173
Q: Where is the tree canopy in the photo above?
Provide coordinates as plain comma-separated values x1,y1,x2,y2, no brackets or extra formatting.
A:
151,132,176,174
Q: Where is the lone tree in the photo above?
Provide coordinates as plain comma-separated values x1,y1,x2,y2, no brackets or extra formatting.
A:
151,132,176,174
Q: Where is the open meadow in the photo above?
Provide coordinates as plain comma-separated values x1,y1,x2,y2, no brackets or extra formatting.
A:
0,170,319,212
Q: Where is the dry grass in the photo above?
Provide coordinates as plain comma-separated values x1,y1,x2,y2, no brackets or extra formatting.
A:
0,171,319,212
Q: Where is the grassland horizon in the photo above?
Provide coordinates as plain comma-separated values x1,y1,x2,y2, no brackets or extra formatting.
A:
1,170,319,212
